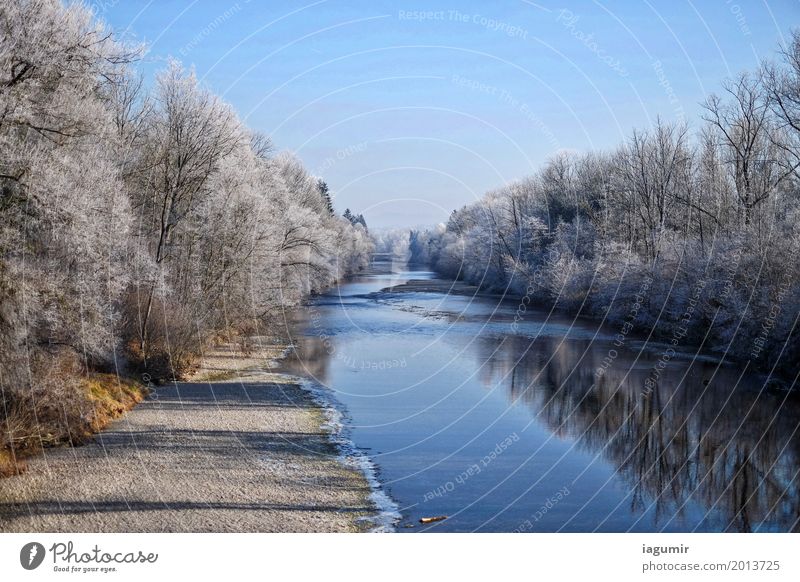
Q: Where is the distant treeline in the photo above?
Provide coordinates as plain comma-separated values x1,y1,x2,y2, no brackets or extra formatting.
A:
411,34,800,378
0,0,371,469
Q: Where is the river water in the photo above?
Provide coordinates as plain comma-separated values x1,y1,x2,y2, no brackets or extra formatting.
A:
280,263,800,532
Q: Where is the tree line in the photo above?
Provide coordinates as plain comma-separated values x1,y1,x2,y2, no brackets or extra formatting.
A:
0,0,372,468
411,33,800,377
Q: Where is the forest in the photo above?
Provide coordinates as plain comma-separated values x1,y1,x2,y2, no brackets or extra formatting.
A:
410,34,800,379
0,0,372,473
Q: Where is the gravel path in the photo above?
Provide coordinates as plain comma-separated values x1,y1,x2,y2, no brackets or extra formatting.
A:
0,369,376,532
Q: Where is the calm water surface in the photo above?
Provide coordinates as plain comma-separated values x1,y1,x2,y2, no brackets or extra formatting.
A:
281,264,800,532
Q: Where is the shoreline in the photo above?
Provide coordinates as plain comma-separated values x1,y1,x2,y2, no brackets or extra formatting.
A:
383,276,795,387
291,374,402,532
193,339,401,531
0,341,392,533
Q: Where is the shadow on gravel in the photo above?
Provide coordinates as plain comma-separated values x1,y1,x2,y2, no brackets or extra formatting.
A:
0,500,373,518
0,376,370,532
94,428,337,456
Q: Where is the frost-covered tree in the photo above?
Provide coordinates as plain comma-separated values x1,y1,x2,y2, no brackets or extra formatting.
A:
416,37,800,375
0,0,138,378
0,0,375,408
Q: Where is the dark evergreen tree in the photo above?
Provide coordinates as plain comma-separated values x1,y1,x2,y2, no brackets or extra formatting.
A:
317,179,334,215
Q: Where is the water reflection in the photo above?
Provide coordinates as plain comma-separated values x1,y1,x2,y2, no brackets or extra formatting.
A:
279,267,800,531
284,335,333,387
475,334,800,531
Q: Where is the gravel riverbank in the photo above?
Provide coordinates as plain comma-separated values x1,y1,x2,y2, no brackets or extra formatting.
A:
0,344,379,532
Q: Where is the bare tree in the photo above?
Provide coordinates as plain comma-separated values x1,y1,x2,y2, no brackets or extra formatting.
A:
128,62,245,365
614,120,690,261
702,74,789,227
763,29,800,184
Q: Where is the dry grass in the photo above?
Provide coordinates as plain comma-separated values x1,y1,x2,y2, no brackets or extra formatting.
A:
0,448,24,478
1,336,283,478
81,374,150,432
0,372,148,478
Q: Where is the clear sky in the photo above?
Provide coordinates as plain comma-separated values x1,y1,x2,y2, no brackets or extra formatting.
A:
97,0,799,228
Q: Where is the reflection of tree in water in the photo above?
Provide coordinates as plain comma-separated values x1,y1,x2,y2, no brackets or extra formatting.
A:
278,336,332,387
475,334,800,531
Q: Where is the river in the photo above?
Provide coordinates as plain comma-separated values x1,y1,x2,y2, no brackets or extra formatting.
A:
280,263,800,532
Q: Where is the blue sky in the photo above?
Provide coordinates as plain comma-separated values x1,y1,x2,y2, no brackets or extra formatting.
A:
97,0,799,227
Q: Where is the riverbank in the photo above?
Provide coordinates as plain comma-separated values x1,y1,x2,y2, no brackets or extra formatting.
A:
0,342,380,532
385,275,796,387
0,373,149,478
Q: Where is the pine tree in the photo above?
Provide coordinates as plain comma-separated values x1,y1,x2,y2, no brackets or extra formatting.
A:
317,179,334,215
